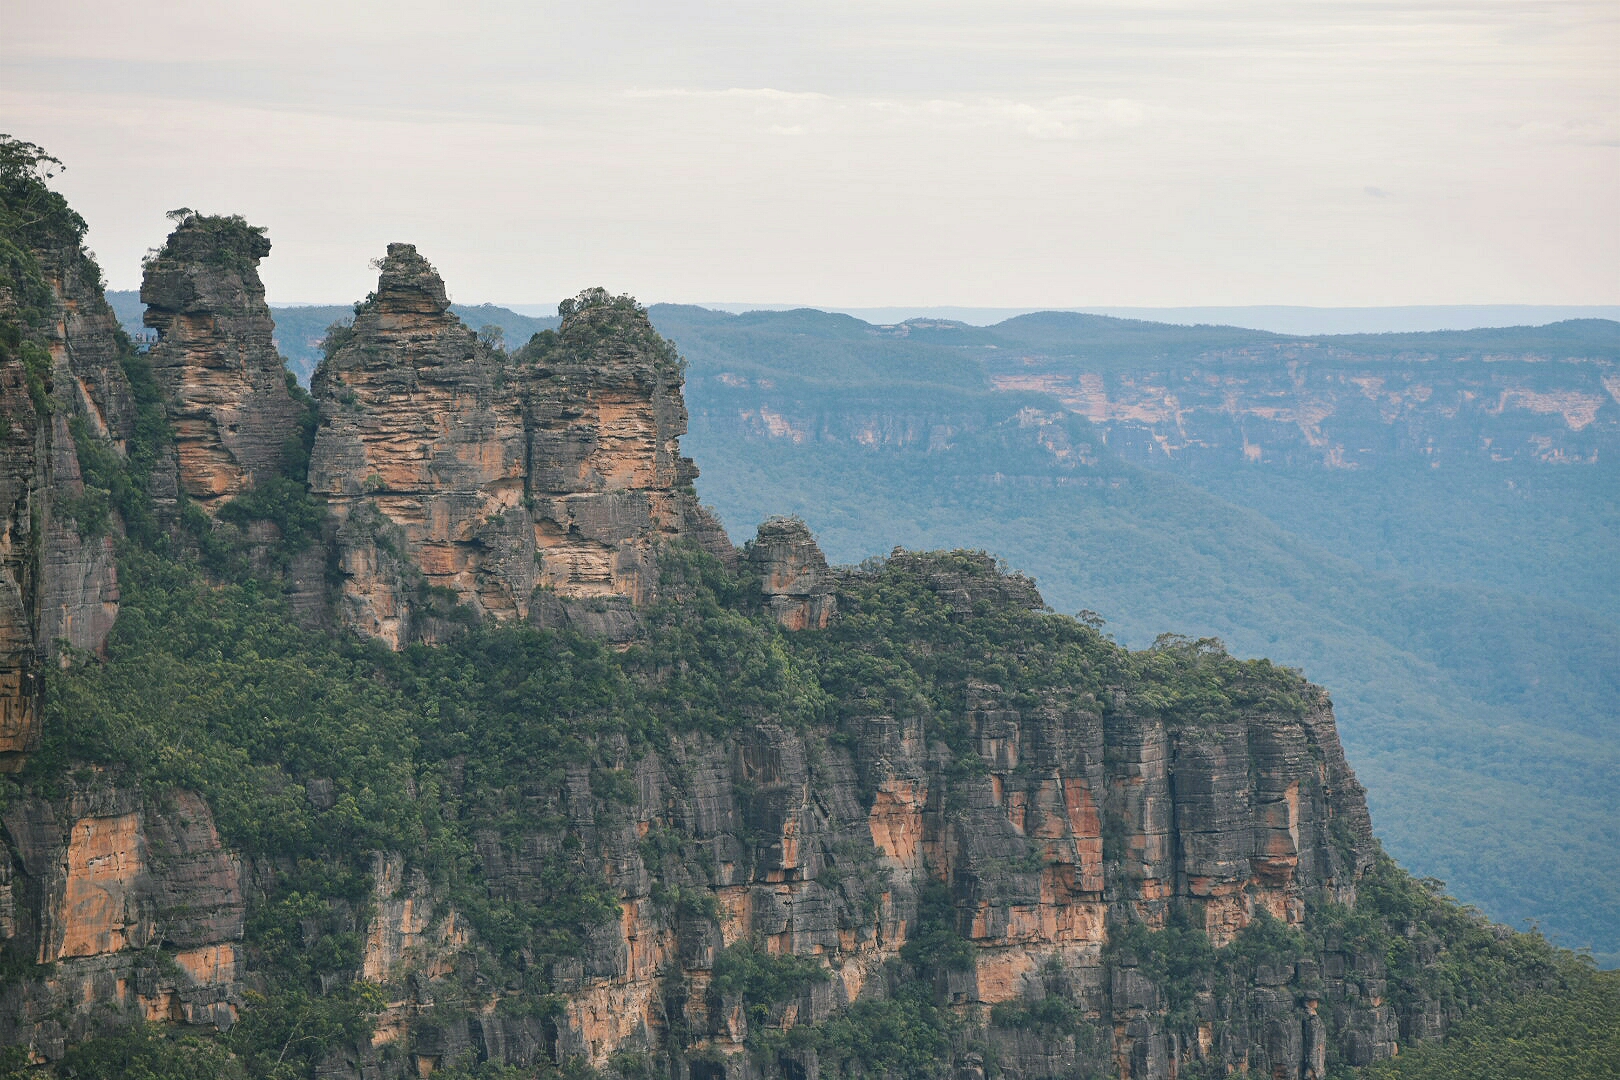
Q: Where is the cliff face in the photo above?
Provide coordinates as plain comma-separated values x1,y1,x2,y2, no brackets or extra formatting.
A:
0,349,43,768
140,214,302,507
334,550,1388,1080
0,179,1563,1079
0,781,244,1059
308,247,729,647
35,240,130,661
0,232,134,768
676,310,1620,471
984,344,1620,470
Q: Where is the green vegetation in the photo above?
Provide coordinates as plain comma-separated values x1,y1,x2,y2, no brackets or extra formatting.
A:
710,942,830,1029
513,288,683,378
0,136,91,415
899,881,975,976
1343,852,1574,1017
1358,968,1620,1080
747,980,955,1080
801,990,954,1079
146,210,270,277
0,135,89,276
37,1024,248,1080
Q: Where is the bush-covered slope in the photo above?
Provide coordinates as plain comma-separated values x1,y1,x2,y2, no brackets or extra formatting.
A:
6,523,1597,1079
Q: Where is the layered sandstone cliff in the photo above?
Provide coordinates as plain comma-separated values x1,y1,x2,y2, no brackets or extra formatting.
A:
323,551,1390,1080
308,246,730,647
140,213,302,508
0,183,1536,1080
0,781,244,1060
0,549,1420,1079
0,232,134,768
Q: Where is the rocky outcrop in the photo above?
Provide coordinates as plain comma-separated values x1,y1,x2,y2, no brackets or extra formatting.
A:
0,781,244,1060
746,516,836,629
140,213,302,508
513,285,724,610
308,248,730,647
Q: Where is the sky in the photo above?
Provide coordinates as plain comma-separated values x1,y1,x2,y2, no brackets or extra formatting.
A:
5,1,1617,308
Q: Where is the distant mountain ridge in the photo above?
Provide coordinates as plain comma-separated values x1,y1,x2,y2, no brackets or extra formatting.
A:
102,291,1620,380
538,301,1620,335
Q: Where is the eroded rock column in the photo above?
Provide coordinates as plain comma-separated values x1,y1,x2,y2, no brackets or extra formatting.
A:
141,213,302,509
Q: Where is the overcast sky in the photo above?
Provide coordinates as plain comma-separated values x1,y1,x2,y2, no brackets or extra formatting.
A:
5,1,1616,307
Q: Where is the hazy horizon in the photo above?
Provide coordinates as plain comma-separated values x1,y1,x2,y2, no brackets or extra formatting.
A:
251,299,1620,337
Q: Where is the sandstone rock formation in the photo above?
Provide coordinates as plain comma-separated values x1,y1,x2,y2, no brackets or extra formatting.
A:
308,247,730,647
140,213,302,508
746,516,836,629
0,782,244,1058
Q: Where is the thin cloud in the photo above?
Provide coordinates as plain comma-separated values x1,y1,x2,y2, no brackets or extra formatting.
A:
629,87,1162,141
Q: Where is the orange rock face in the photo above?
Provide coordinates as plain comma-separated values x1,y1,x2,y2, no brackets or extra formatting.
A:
54,811,143,959
0,786,245,1055
746,516,837,630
